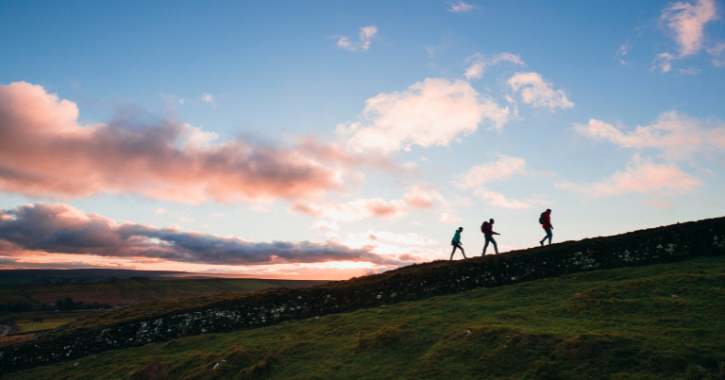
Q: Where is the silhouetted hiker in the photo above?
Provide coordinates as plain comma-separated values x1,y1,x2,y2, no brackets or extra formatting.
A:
482,218,500,255
539,209,553,246
450,227,467,260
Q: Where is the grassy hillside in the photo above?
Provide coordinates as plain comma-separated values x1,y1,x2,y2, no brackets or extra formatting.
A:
4,255,725,380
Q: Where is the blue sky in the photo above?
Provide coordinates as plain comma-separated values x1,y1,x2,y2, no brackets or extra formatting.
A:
1,0,724,279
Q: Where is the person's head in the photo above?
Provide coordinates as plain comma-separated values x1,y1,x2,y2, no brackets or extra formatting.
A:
458,227,463,231
489,218,494,224
546,209,551,214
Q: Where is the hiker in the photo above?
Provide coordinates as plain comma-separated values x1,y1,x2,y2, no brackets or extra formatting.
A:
450,227,467,260
539,209,553,246
482,218,500,255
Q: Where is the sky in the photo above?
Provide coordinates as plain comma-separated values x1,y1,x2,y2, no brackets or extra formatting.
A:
1,0,724,280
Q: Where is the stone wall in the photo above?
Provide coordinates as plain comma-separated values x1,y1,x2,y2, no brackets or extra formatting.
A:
1,216,724,375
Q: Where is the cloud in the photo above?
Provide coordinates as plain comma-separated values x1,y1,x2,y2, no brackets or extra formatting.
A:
473,188,532,209
290,186,444,222
455,154,541,209
616,41,632,65
331,229,441,264
335,26,378,52
507,72,574,111
339,78,511,154
440,213,462,224
655,0,719,72
447,0,480,13
310,220,340,231
0,203,399,266
155,208,168,215
556,154,702,198
457,154,527,189
464,52,524,80
201,93,214,103
0,81,394,204
708,41,725,66
572,111,725,161
679,67,701,74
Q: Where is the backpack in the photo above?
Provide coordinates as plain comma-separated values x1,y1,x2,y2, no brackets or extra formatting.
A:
481,221,488,233
539,212,546,225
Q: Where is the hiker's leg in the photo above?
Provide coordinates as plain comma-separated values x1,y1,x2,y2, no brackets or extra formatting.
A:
450,245,457,260
491,236,499,254
482,238,489,255
461,246,467,259
544,228,552,245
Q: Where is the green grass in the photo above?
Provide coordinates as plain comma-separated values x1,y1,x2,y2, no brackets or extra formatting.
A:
5,256,725,379
0,311,101,334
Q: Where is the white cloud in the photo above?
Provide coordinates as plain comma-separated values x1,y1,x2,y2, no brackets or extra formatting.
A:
573,111,725,161
339,78,511,154
447,0,480,12
440,213,462,224
616,41,632,65
708,42,725,66
456,155,542,209
679,67,701,74
474,188,532,209
335,26,378,52
464,52,524,80
209,212,224,218
507,72,574,111
155,208,167,215
457,154,527,189
655,0,719,72
202,93,214,102
556,154,702,198
311,220,340,231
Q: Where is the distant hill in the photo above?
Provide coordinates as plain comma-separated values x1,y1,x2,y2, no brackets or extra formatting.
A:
0,275,328,311
0,269,318,287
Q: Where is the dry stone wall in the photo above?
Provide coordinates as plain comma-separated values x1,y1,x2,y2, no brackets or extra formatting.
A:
2,216,724,375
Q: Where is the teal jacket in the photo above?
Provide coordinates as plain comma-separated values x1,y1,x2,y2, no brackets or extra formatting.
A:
452,230,462,244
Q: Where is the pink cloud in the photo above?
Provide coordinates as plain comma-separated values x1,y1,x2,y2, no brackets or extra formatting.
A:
556,154,702,198
0,82,394,203
290,186,443,222
573,111,725,161
655,0,719,72
507,72,574,111
339,78,511,154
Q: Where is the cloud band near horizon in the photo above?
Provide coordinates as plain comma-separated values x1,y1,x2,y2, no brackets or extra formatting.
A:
0,203,404,266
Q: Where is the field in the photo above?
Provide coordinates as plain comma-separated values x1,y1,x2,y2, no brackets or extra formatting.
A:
4,255,725,379
0,278,327,310
2,311,102,334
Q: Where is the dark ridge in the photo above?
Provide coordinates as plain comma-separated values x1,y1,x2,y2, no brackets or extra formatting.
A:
1,215,724,375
